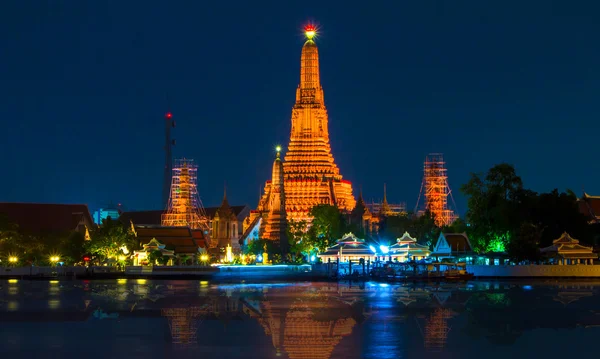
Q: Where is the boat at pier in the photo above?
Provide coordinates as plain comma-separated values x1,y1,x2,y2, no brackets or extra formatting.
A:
372,262,474,282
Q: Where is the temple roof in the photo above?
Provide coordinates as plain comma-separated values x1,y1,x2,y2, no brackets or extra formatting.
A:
215,188,236,220
119,205,250,225
395,231,417,244
319,233,373,257
134,226,204,254
443,233,472,251
578,193,600,223
432,232,474,256
0,202,94,234
540,232,597,258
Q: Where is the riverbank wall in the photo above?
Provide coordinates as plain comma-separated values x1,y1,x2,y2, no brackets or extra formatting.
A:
0,264,333,281
468,264,600,277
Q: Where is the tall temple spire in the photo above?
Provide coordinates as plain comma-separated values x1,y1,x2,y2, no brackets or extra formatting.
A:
282,22,355,222
299,24,321,92
381,183,391,215
244,23,355,240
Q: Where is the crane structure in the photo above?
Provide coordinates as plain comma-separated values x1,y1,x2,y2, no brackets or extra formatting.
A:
415,153,457,227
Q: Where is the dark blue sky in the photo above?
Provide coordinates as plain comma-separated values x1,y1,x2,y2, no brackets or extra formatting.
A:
1,1,598,214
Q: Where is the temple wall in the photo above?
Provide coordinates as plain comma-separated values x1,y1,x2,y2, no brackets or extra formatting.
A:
468,264,600,277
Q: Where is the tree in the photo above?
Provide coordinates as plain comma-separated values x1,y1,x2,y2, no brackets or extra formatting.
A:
147,250,163,265
287,219,311,259
307,204,344,252
85,217,137,264
507,223,542,263
530,189,590,247
410,211,440,247
461,163,525,252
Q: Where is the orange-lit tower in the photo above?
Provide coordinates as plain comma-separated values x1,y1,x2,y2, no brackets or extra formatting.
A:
261,146,289,249
281,23,355,222
416,153,456,227
162,158,210,233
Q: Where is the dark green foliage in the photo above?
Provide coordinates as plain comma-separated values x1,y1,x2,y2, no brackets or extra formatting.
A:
147,250,163,265
84,217,137,264
507,223,543,263
461,163,595,261
378,211,440,248
307,204,345,252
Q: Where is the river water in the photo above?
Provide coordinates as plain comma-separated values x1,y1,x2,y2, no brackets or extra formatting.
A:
1,279,599,358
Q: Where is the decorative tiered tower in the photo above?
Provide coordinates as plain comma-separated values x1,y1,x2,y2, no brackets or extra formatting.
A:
260,147,288,249
212,187,240,251
266,24,356,224
416,153,457,227
162,158,210,234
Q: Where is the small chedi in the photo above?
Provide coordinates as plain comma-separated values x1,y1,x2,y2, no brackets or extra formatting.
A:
245,24,356,245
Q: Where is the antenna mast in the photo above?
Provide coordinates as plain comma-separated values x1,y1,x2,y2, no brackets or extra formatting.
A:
163,107,175,209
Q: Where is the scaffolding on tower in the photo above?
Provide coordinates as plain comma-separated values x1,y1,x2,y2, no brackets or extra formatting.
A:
162,158,210,235
424,308,453,351
161,307,206,346
415,153,457,227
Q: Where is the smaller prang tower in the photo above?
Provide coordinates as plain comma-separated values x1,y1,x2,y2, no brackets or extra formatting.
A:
416,153,457,227
261,146,289,252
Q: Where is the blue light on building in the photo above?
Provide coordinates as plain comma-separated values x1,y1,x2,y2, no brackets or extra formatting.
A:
93,208,120,225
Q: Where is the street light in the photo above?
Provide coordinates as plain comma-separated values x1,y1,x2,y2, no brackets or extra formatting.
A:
8,256,18,265
200,254,209,263
50,256,60,265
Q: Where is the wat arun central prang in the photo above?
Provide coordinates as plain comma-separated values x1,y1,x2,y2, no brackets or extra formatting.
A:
245,24,356,243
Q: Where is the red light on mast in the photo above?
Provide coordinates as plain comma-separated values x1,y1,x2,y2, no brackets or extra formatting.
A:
166,112,172,119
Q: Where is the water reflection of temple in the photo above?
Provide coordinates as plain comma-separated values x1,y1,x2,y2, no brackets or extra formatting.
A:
161,295,242,346
161,307,205,345
423,308,453,351
243,285,363,359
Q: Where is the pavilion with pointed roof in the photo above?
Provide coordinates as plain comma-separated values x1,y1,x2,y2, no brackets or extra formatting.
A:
431,232,475,262
133,238,176,265
318,233,376,263
540,232,597,265
390,231,432,262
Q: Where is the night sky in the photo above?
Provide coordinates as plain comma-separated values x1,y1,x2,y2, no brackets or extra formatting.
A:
1,2,598,215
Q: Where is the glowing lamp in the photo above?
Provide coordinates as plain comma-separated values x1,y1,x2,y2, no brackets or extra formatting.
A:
83,256,91,262
8,256,18,263
166,112,172,119
275,145,281,152
369,245,377,254
310,255,316,262
379,245,389,254
50,256,60,263
304,24,316,40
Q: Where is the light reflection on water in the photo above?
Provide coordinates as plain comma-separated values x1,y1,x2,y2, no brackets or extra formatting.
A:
0,279,600,358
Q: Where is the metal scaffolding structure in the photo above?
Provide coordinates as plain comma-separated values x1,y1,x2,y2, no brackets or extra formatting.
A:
161,158,210,233
424,308,453,351
415,153,457,227
161,307,205,346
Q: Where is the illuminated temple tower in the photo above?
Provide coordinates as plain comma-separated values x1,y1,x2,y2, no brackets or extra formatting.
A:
162,158,210,233
250,24,355,233
283,24,356,222
416,153,457,227
260,147,288,248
